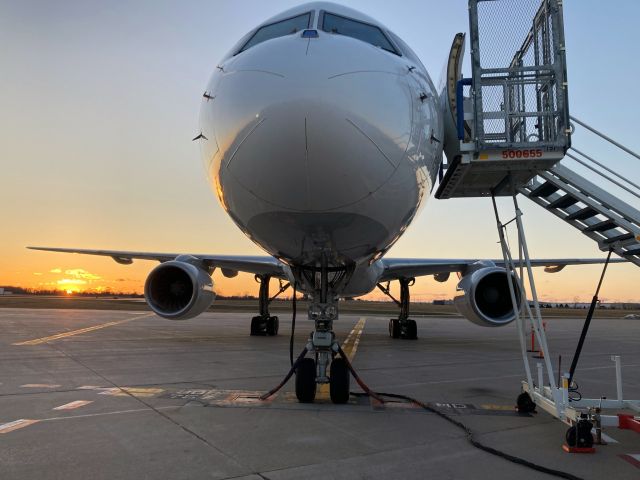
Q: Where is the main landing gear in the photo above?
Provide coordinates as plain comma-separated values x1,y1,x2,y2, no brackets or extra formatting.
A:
250,275,290,336
377,278,418,340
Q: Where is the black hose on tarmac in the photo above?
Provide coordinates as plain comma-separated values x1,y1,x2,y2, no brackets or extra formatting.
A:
351,389,584,480
289,283,296,367
267,297,583,480
260,347,308,401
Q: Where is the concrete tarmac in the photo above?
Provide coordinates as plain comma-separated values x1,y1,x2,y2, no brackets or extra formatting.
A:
1,308,639,479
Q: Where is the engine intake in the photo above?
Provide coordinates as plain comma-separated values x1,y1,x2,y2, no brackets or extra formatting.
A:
144,259,215,320
454,266,521,327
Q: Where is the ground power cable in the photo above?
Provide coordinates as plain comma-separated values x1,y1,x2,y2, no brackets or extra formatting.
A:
289,283,296,367
262,289,585,480
263,340,583,480
331,345,582,479
352,390,583,480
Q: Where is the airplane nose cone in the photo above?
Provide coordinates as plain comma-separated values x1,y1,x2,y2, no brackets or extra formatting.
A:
203,33,414,211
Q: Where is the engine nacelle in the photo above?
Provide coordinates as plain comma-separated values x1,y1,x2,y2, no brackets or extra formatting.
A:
453,266,521,327
144,258,216,320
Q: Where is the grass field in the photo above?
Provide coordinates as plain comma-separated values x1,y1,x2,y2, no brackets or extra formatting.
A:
1,295,638,319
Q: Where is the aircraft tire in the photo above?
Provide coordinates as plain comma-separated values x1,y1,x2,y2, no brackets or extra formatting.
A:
266,316,279,336
329,358,350,404
389,319,401,338
250,316,264,336
295,358,316,403
404,319,418,340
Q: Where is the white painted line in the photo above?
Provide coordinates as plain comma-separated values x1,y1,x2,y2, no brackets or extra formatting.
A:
40,406,179,422
53,400,93,411
0,419,39,434
20,384,61,388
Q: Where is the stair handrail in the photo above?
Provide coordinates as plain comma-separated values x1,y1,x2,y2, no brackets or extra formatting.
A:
565,152,640,201
570,147,640,192
570,116,640,162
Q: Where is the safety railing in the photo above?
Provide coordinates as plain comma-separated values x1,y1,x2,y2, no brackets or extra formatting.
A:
468,0,570,153
566,116,640,202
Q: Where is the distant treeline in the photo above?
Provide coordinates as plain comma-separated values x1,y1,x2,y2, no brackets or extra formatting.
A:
0,286,144,298
0,287,269,300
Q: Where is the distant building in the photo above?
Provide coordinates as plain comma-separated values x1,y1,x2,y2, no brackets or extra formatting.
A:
432,299,453,305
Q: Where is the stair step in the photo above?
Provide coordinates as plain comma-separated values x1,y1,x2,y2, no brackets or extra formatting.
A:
529,181,559,197
623,247,640,257
584,220,617,232
566,207,598,221
547,194,579,210
603,232,635,244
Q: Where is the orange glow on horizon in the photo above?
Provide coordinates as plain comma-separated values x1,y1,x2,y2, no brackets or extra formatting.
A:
1,260,637,304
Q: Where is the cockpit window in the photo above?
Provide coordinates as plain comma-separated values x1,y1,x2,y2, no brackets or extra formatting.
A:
239,13,312,53
320,12,399,55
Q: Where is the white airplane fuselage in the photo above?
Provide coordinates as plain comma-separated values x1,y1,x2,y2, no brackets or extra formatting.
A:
199,3,443,294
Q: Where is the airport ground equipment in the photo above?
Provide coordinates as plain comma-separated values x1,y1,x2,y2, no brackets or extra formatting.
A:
437,0,640,448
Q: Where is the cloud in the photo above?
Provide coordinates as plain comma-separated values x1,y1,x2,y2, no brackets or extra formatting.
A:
50,268,62,274
57,278,87,286
64,269,101,280
33,272,43,276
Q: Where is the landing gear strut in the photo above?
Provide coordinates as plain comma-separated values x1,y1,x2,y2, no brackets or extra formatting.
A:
377,278,418,340
293,259,351,404
250,275,289,336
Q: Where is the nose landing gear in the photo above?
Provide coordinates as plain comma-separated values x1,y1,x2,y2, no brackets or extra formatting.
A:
249,275,290,336
378,278,418,340
293,354,351,404
292,260,353,404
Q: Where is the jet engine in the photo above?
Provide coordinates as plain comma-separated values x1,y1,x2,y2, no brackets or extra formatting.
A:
144,256,216,320
453,265,522,327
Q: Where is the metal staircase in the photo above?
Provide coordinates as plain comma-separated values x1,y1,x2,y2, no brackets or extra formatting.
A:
519,162,640,266
434,0,640,444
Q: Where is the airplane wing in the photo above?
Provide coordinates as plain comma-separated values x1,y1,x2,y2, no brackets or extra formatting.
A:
378,257,627,281
27,246,287,278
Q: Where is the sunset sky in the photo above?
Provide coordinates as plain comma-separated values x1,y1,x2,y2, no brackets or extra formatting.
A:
1,0,639,302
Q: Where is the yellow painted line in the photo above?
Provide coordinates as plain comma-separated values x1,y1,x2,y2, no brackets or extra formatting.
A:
12,313,154,345
53,400,93,411
98,387,164,398
0,419,39,434
20,383,61,388
317,317,367,399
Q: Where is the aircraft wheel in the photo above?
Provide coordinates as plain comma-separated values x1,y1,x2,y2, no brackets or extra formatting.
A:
250,316,265,336
329,358,350,404
389,319,401,338
403,319,418,340
266,316,279,336
295,358,316,403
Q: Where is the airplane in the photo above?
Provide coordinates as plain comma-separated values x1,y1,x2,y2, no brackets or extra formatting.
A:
29,2,626,404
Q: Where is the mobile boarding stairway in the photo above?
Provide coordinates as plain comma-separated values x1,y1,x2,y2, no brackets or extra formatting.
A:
436,0,640,449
